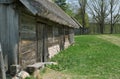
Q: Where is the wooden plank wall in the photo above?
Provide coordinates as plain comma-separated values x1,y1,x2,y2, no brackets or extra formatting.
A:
0,0,14,3
47,26,53,47
53,26,59,46
59,27,65,50
48,26,61,58
0,4,19,72
36,23,49,62
65,27,69,42
19,13,37,68
64,27,70,48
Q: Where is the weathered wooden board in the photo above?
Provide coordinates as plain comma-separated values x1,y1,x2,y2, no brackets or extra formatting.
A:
0,0,14,3
19,13,37,68
20,0,37,15
43,24,49,62
59,27,65,50
36,23,49,62
7,5,19,66
36,23,44,62
0,4,19,72
47,26,59,47
69,28,74,44
0,43,6,79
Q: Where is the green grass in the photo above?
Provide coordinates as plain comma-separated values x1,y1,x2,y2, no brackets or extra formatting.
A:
112,34,120,37
49,35,120,79
25,76,36,79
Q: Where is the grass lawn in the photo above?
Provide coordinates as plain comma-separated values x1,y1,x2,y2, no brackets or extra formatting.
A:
43,35,120,79
112,34,120,37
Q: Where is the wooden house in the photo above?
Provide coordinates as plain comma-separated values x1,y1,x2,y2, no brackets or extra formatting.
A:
0,0,80,73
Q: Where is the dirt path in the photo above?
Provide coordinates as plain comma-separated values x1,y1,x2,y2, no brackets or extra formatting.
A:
41,68,100,79
97,35,120,47
41,68,71,79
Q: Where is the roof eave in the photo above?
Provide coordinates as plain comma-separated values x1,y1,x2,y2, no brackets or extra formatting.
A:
20,0,38,15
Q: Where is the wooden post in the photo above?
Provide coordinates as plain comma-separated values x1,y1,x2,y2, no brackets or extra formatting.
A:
0,3,19,72
36,23,44,62
69,28,74,44
36,23,48,62
43,25,49,62
7,4,19,66
0,43,6,79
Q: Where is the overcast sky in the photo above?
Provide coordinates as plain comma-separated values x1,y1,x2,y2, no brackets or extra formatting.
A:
66,0,79,6
66,0,80,13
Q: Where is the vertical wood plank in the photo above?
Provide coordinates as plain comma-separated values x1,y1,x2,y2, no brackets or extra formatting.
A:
37,23,49,62
0,4,9,73
36,23,44,62
0,4,19,72
7,5,19,66
0,43,6,79
59,26,65,50
69,28,74,44
0,4,8,61
43,25,49,62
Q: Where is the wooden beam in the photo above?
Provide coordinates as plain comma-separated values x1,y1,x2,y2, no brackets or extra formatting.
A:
19,0,37,15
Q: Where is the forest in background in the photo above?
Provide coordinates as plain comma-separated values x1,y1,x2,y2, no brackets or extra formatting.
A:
53,0,120,34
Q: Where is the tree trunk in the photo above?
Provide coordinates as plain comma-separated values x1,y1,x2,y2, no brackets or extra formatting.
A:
100,23,104,34
110,0,113,34
110,25,113,34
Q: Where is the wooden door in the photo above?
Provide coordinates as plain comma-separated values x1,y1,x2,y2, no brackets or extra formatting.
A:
36,23,48,62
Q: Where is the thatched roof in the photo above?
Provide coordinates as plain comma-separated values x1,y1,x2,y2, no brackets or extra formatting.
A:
20,0,81,28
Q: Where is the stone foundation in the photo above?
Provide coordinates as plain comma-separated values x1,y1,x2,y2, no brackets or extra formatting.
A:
64,41,70,49
48,41,70,58
48,45,60,58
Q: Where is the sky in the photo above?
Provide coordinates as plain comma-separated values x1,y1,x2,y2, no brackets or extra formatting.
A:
66,0,79,4
66,0,79,7
66,0,120,20
66,0,80,13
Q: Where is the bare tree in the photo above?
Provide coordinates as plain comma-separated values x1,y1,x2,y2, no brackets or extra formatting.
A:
88,0,109,34
78,0,87,34
109,0,120,34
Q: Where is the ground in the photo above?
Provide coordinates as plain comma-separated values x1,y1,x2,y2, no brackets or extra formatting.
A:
98,35,120,47
41,34,120,79
42,68,70,79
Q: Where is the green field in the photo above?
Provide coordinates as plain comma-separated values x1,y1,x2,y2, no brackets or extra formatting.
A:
41,35,120,79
